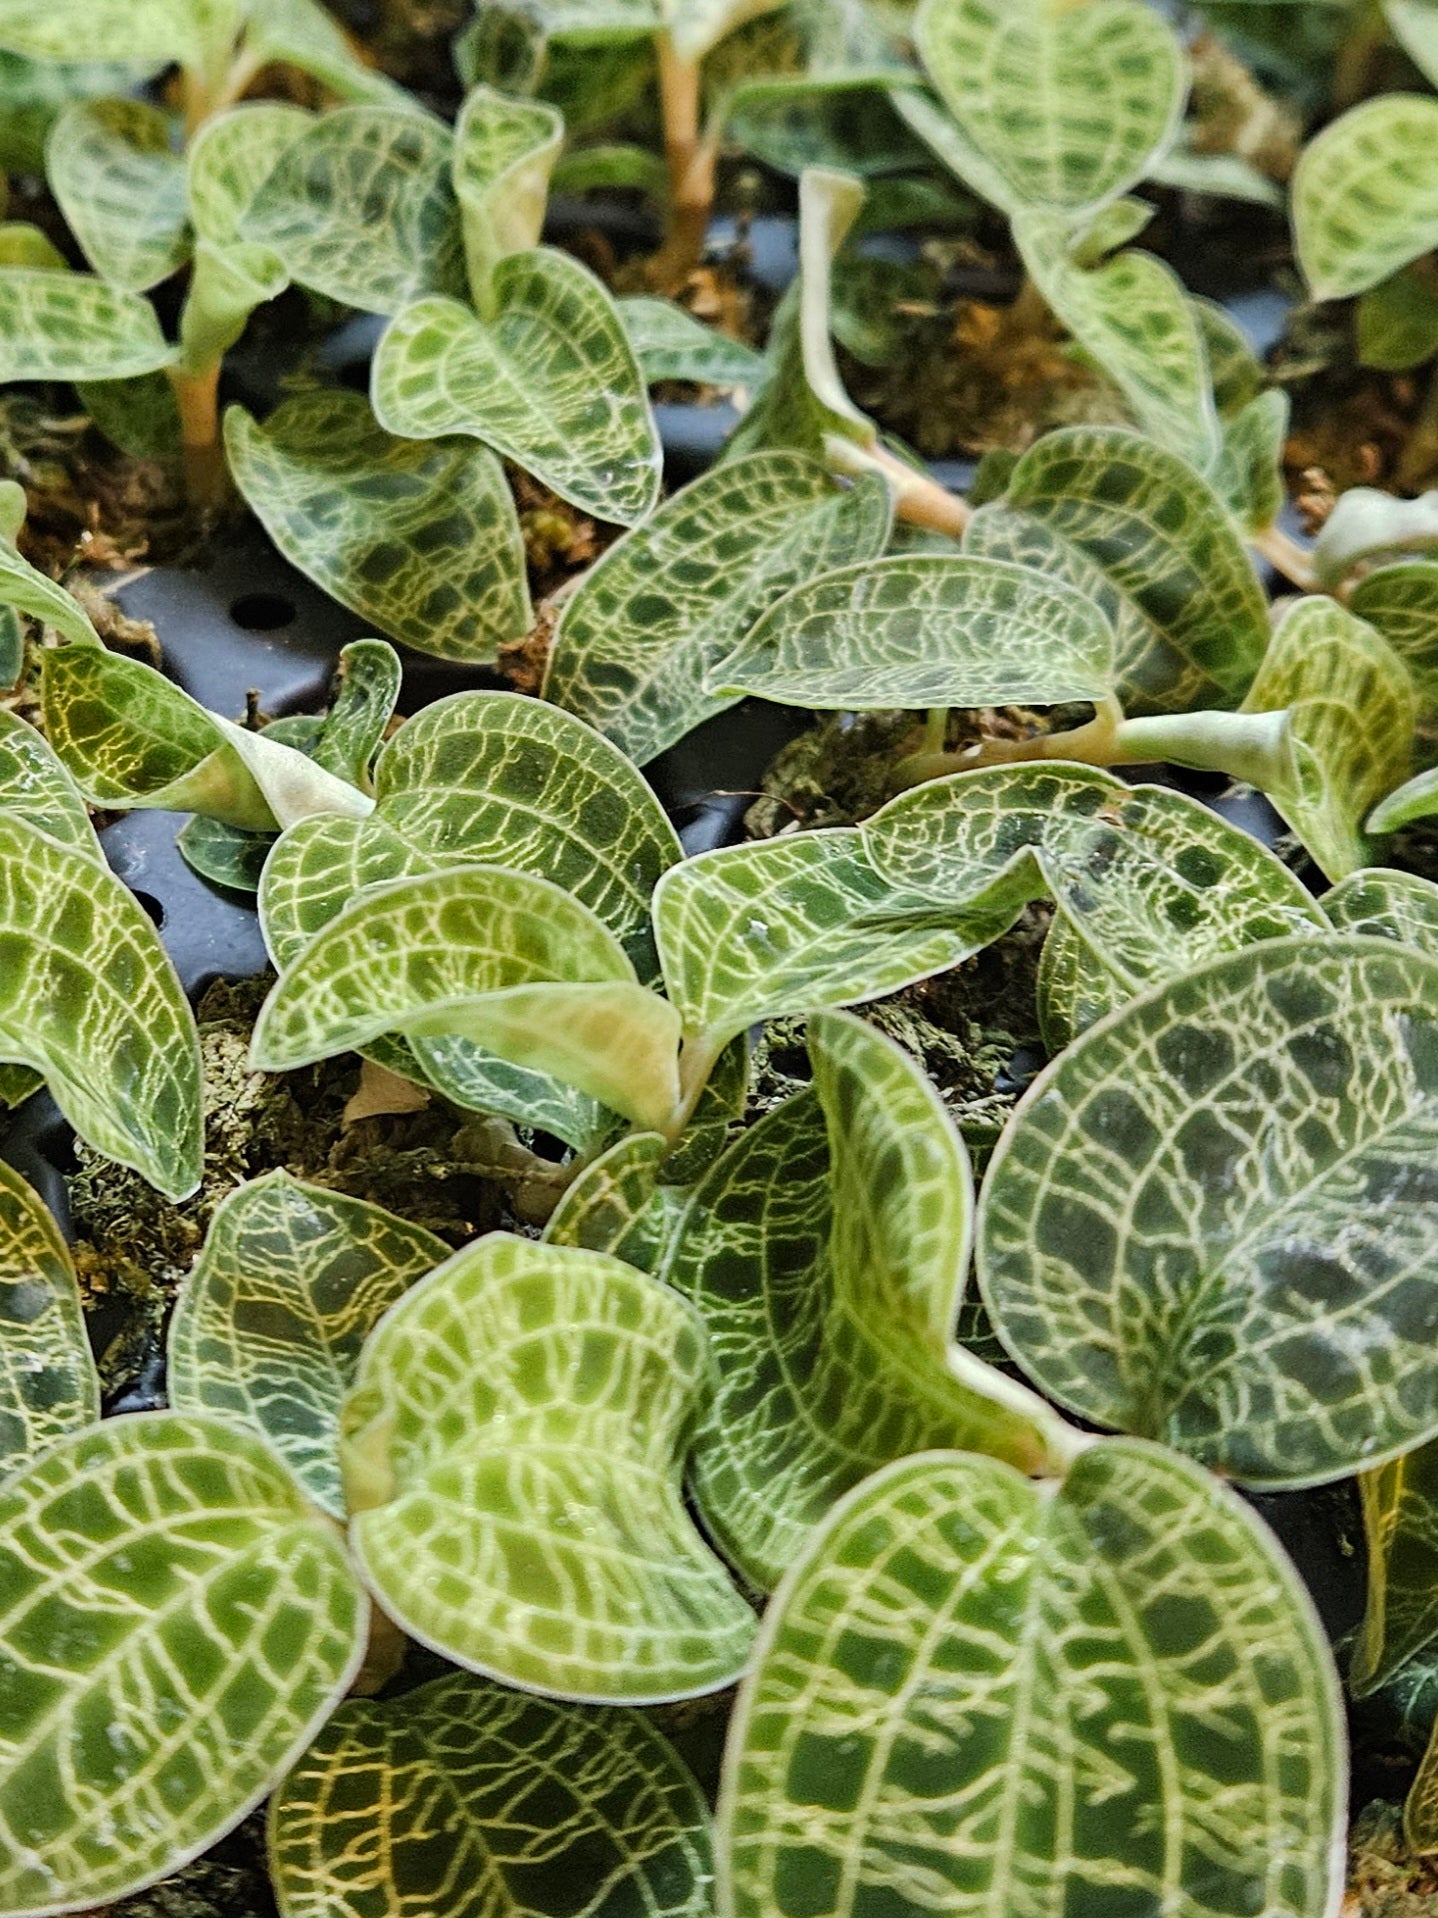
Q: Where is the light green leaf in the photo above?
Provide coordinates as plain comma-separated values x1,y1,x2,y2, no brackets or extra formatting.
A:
865,763,1325,1033
0,539,97,652
179,236,288,376
1312,487,1438,588
1213,388,1290,536
1359,263,1438,371
0,1411,367,1915
251,864,683,1133
978,935,1438,1486
1387,0,1438,86
552,141,670,198
269,1670,715,1918
1293,94,1438,301
341,1232,755,1701
0,54,165,173
1013,211,1220,467
1369,765,1438,833
725,166,877,465
0,225,65,271
1147,142,1284,207
242,106,467,316
0,811,201,1198
1035,908,1118,1054
0,707,100,860
652,827,1018,1051
665,1010,1069,1591
542,1131,675,1268
42,643,375,834
371,249,662,524
617,294,769,386
0,0,241,81
77,372,183,462
0,267,175,381
719,1441,1343,1918
965,425,1271,714
709,552,1116,711
225,393,530,664
667,0,784,61
241,0,416,107
0,1158,96,1478
1342,559,1438,769
167,1171,445,1520
453,84,563,311
187,101,313,249
892,85,1023,217
1241,595,1416,879
46,98,190,292
1351,1438,1438,1697
544,453,891,764
1324,867,1438,954
913,0,1189,214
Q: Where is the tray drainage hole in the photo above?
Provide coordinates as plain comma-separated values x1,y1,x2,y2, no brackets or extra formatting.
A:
230,591,296,632
131,890,166,930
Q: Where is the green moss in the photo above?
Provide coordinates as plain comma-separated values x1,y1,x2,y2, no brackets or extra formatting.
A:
1348,1801,1438,1915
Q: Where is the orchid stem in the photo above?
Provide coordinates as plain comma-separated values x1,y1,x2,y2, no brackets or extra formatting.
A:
651,34,717,294
1253,524,1318,594
167,363,231,511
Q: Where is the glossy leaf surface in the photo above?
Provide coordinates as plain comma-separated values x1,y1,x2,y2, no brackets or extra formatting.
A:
979,937,1438,1486
46,98,189,292
1293,94,1438,301
719,1441,1343,1918
270,1671,714,1918
618,295,768,387
342,1233,756,1701
0,267,174,381
167,1172,446,1519
0,1159,96,1478
965,425,1270,714
0,707,99,859
914,0,1188,213
664,1011,1065,1589
710,553,1116,711
372,250,661,524
0,1411,367,1915
653,828,1018,1049
544,454,891,764
225,394,530,664
453,84,562,309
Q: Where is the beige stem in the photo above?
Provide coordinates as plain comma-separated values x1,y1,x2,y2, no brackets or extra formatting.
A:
1253,524,1318,594
840,439,973,538
167,363,231,511
650,35,718,294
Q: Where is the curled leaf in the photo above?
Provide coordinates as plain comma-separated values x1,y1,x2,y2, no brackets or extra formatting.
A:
453,83,563,309
0,1158,97,1478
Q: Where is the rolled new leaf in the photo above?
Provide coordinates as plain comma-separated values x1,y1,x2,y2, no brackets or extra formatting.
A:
664,1011,1073,1588
0,811,202,1197
964,424,1271,713
453,84,563,311
0,1158,97,1478
372,248,662,525
0,1412,368,1915
270,1670,715,1918
978,936,1438,1487
42,644,375,833
340,1233,756,1701
543,1130,673,1268
225,393,530,665
543,452,891,764
913,0,1189,214
251,864,684,1134
719,1442,1343,1918
709,552,1116,711
167,1172,447,1519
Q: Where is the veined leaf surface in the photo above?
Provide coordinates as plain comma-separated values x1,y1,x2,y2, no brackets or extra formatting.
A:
453,84,562,310
242,106,467,315
1293,94,1438,301
187,101,312,248
251,864,683,1133
0,0,241,79
167,1172,447,1520
543,454,891,764
0,1159,96,1478
618,295,768,387
0,812,202,1198
664,1011,1067,1589
542,1131,674,1269
979,937,1438,1486
1351,1438,1438,1697
653,828,1019,1050
1241,596,1416,880
913,0,1188,214
666,0,784,60
225,394,530,664
719,1441,1343,1918
46,99,189,292
42,644,374,833
0,268,174,381
709,553,1116,711
0,528,99,652
0,1412,367,1915
1350,559,1438,765
372,250,661,524
1013,211,1220,467
341,1233,756,1702
270,1671,714,1918
242,0,415,107
1324,868,1438,955
0,707,100,859
865,763,1325,1029
964,425,1270,714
